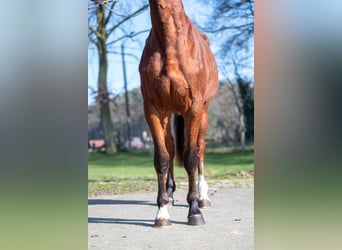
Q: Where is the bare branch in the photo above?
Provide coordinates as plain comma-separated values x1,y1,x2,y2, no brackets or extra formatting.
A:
232,56,241,79
88,33,98,45
107,4,149,36
91,0,117,4
106,29,150,47
104,4,132,18
107,50,140,61
88,85,99,96
202,22,253,33
88,5,99,11
88,24,104,41
222,76,243,114
88,85,120,103
204,0,254,80
104,1,118,25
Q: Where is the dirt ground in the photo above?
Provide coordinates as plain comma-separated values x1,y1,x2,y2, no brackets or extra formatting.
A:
88,181,254,250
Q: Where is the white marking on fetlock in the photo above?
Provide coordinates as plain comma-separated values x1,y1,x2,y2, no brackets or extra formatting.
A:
168,197,174,207
155,205,170,220
198,174,210,202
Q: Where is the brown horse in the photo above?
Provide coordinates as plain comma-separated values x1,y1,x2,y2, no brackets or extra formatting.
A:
139,0,218,227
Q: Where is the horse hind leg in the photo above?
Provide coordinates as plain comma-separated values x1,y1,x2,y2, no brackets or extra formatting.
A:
166,116,176,206
198,110,211,208
166,170,176,207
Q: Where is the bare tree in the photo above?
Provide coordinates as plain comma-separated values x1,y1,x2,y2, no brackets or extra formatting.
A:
201,0,254,83
200,0,254,148
88,0,148,154
209,83,240,144
222,58,254,149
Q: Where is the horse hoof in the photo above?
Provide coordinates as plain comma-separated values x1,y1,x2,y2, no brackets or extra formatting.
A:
154,219,172,228
199,199,211,208
188,213,205,225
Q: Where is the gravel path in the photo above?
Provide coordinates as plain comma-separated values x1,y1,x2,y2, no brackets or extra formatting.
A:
88,183,254,250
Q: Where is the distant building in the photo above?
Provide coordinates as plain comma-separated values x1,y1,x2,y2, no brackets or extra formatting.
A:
124,137,144,149
88,139,106,152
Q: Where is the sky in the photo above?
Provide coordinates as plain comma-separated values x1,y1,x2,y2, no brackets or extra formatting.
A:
88,0,253,105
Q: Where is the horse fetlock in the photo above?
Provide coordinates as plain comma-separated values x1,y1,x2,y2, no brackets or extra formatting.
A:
155,206,172,228
199,198,211,209
187,191,199,205
168,197,174,207
188,200,202,216
157,192,170,207
198,174,211,208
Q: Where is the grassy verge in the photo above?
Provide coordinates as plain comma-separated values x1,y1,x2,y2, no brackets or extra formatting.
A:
88,179,157,196
88,146,254,196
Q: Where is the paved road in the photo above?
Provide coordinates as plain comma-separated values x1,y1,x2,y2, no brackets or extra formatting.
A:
88,185,254,250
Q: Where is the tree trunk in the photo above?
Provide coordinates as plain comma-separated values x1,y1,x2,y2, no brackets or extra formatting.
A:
239,112,246,151
97,6,117,154
121,44,131,149
227,82,246,150
237,78,251,151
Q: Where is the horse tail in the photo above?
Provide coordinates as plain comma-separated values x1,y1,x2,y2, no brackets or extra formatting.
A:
174,114,185,167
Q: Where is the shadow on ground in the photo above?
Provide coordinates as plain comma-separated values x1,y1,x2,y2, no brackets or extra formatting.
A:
88,199,155,206
88,199,188,208
88,217,188,227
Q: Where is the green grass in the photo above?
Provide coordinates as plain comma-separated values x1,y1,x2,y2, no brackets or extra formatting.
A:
88,146,254,196
88,150,156,180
